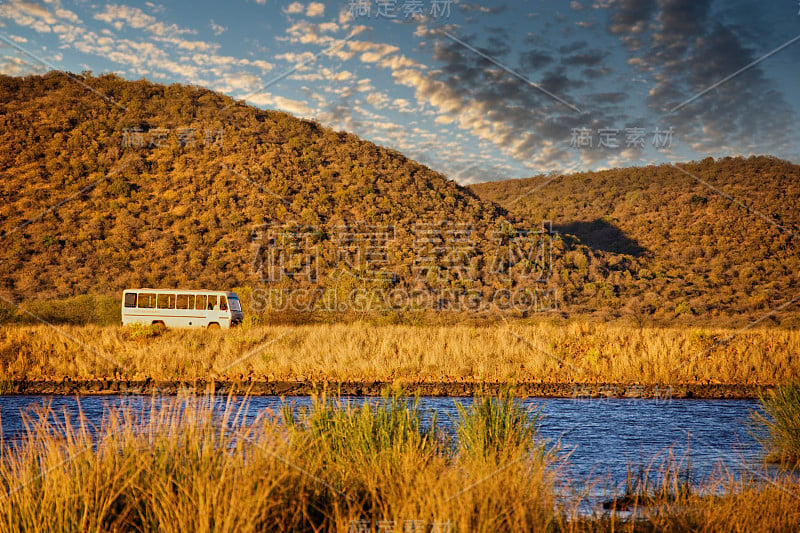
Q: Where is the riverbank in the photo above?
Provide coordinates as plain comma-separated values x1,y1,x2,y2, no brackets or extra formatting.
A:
0,379,770,398
1,322,797,392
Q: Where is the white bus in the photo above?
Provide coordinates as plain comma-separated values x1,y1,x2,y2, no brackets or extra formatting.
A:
121,289,244,329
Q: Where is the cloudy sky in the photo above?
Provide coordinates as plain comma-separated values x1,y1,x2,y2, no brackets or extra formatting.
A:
1,0,798,184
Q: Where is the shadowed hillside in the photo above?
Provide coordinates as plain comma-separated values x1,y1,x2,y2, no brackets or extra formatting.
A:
470,156,800,326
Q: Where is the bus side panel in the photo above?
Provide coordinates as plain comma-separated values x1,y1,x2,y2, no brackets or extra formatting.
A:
122,310,150,326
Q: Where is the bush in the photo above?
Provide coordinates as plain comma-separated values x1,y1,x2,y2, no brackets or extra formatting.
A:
0,294,120,326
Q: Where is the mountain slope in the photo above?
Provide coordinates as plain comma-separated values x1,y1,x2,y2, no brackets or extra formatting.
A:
1,72,570,318
0,73,503,294
470,156,800,325
2,72,797,326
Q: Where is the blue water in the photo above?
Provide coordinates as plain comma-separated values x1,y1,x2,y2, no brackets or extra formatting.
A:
0,395,768,499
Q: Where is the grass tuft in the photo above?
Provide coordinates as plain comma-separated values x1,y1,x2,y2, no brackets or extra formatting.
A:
455,389,543,461
753,381,800,468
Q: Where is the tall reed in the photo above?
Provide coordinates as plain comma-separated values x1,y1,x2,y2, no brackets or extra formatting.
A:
752,381,800,468
0,393,557,532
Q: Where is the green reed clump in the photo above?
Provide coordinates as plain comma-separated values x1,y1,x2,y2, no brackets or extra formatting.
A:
121,322,165,341
287,392,446,524
753,381,800,468
302,392,440,465
455,389,544,461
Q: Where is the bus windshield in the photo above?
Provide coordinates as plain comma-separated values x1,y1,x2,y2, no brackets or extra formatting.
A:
229,297,242,312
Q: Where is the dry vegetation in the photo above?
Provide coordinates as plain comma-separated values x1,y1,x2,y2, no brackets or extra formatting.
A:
570,471,800,532
1,321,797,385
470,156,800,326
0,392,798,532
2,73,798,327
0,393,556,532
0,72,517,304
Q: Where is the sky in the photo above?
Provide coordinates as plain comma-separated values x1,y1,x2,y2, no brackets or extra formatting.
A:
0,0,799,184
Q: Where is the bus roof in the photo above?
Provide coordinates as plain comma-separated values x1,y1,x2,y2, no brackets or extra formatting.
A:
123,288,239,297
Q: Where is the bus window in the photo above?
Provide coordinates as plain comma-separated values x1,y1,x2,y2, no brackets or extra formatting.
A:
157,294,176,309
139,293,156,308
219,296,228,311
207,295,218,310
176,294,194,310
195,295,207,310
124,293,137,308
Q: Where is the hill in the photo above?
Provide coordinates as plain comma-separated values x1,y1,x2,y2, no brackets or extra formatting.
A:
0,72,574,321
1,72,797,326
470,156,800,326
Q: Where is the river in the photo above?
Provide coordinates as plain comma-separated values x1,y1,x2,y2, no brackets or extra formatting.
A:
0,395,770,502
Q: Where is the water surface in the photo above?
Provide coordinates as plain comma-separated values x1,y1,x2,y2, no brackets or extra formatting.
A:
0,395,767,500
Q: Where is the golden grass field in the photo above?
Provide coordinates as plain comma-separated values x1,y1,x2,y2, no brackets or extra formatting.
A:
0,392,798,532
0,320,797,385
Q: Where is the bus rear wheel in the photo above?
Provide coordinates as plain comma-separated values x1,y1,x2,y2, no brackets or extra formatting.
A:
207,323,221,329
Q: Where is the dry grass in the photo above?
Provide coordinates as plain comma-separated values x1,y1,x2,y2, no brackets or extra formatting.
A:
568,468,800,532
0,392,556,532
0,321,797,384
1,393,799,532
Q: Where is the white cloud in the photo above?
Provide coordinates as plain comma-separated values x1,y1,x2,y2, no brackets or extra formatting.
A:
306,2,325,17
280,20,343,46
283,2,304,14
348,41,399,63
248,92,314,116
0,0,83,33
366,92,389,109
209,19,226,36
0,54,44,76
338,7,354,25
317,22,339,33
153,35,217,52
218,71,261,92
54,8,81,24
275,50,315,64
332,70,352,81
356,78,374,91
94,4,154,29
282,2,325,17
93,4,195,37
